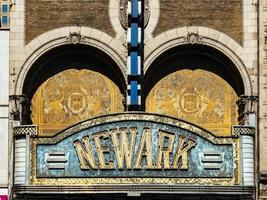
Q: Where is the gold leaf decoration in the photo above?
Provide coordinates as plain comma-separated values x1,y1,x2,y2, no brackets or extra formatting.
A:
146,69,238,136
31,69,124,137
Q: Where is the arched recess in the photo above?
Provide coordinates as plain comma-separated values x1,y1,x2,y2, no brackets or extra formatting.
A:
21,44,126,136
14,26,126,96
143,44,249,136
144,26,252,96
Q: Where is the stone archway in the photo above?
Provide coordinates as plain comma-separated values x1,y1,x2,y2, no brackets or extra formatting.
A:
14,26,126,96
19,43,126,130
143,43,250,136
144,26,252,96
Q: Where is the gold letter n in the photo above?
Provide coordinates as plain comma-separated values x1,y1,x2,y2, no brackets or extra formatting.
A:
74,136,97,170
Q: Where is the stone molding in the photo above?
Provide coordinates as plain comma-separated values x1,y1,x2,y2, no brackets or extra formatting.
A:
144,26,253,96
145,0,160,39
13,185,254,198
13,26,127,96
109,0,126,40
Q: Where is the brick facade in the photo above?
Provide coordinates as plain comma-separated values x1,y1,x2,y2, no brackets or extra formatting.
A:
26,0,115,43
153,0,242,45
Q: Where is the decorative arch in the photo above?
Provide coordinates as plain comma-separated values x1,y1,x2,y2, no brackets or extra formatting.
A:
144,26,252,96
14,26,127,96
143,27,253,136
15,27,127,129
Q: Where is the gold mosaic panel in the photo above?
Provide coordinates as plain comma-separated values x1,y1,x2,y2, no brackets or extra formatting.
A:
31,69,124,137
146,69,238,136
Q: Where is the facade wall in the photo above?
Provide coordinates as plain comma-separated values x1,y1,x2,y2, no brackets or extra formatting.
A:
260,0,267,168
25,0,115,43
259,0,267,198
153,0,243,44
6,0,263,199
0,30,9,197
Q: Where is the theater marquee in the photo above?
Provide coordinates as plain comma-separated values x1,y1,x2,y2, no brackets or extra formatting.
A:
31,113,240,185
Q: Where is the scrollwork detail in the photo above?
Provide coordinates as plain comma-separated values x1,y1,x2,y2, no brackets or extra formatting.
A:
66,32,85,44
184,32,204,44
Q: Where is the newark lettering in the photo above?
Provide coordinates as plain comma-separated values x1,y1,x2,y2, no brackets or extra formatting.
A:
36,117,234,178
73,127,197,170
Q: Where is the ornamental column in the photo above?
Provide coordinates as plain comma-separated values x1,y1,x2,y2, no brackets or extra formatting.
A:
13,125,37,186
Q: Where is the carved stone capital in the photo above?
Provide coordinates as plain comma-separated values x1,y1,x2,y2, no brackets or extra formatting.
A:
237,95,258,115
9,94,28,121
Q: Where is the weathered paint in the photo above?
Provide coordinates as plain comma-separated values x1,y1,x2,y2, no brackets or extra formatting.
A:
36,121,233,178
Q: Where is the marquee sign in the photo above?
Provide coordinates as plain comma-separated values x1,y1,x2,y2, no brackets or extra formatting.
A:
31,113,239,185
